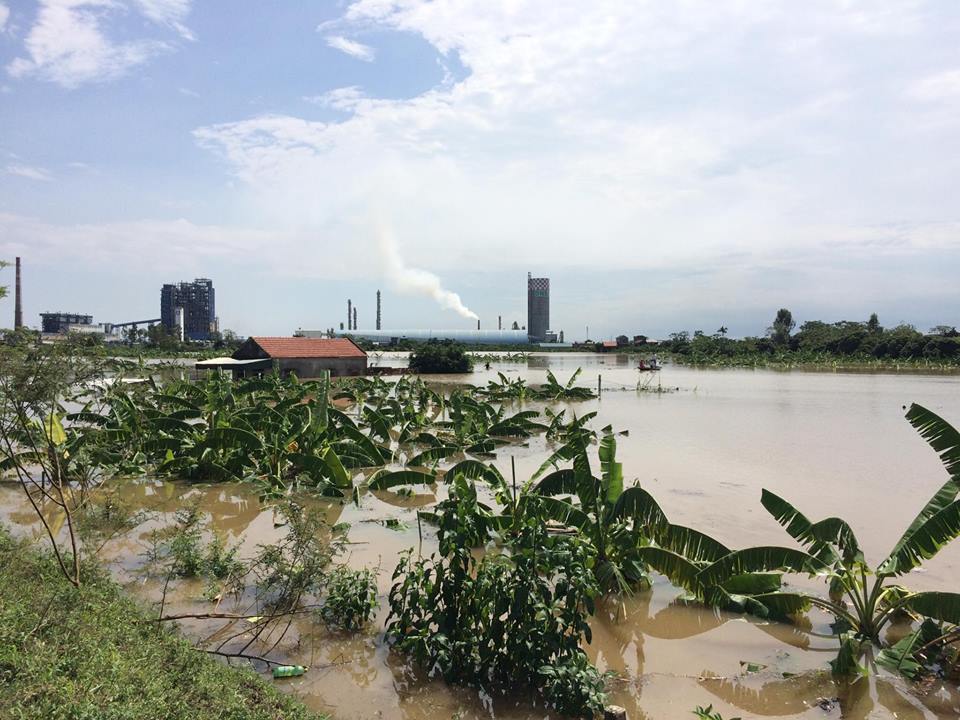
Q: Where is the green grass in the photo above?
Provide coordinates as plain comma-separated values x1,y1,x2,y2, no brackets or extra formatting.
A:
0,529,324,720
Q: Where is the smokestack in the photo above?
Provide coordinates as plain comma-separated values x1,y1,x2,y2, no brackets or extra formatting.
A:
376,290,381,330
477,319,480,331
14,257,22,330
353,306,357,330
498,315,501,330
347,299,352,330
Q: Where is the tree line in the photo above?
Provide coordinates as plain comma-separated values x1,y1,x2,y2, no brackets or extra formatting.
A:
663,309,960,364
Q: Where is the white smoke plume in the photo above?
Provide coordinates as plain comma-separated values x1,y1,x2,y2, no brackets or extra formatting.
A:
378,228,479,321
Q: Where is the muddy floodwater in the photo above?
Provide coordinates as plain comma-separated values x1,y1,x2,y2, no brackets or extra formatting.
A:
3,354,960,719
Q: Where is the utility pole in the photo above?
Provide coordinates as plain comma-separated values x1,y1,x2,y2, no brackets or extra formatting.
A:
14,257,23,330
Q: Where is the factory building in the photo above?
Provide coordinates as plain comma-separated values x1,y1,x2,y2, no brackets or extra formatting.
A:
311,328,529,345
527,273,550,343
40,312,95,334
161,278,217,341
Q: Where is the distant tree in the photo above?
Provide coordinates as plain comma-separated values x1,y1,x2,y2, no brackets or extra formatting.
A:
930,325,959,338
511,321,520,330
408,340,473,374
769,308,795,347
867,313,881,334
716,326,728,336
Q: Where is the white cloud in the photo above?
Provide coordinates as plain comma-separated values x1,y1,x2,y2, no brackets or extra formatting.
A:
909,69,960,101
0,3,9,32
178,86,199,98
7,0,193,88
325,35,375,62
303,85,366,111
131,0,194,40
0,211,387,281
0,212,275,269
5,164,52,181
191,1,959,294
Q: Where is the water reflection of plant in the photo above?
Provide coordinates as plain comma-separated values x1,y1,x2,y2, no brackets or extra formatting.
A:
646,404,960,680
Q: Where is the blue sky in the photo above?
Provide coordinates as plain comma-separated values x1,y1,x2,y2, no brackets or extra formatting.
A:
1,0,958,339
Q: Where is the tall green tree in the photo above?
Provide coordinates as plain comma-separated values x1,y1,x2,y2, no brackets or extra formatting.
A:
769,308,795,346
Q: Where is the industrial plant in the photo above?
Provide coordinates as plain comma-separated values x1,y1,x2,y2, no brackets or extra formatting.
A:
160,278,217,341
314,272,560,346
527,273,550,343
12,259,214,343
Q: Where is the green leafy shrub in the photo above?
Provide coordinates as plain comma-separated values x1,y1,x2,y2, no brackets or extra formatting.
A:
408,340,473,373
252,502,343,611
693,705,740,720
154,508,244,582
539,653,609,718
386,477,606,717
320,566,379,630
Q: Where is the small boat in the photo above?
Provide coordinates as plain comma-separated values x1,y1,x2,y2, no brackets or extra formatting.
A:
637,358,661,371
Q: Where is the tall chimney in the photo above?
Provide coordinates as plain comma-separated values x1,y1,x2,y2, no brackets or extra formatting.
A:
477,319,480,331
376,290,381,330
347,299,352,330
353,306,357,331
14,257,23,330
498,315,502,330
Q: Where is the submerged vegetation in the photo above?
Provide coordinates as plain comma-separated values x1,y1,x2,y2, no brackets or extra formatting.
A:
387,477,607,716
408,339,474,373
2,332,960,716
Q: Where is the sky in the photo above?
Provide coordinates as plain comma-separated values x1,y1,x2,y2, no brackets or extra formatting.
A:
0,0,958,340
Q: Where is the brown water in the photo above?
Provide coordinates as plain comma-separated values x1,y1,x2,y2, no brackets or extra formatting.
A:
3,354,960,719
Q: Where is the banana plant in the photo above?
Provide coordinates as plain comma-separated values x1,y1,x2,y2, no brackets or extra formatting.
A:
682,403,960,675
533,368,596,400
476,372,530,401
635,521,814,618
532,429,667,592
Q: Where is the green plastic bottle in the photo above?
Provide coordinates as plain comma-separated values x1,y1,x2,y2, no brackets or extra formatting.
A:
272,665,307,679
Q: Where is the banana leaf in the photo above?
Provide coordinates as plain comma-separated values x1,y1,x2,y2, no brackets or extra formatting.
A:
635,546,701,593
442,460,505,488
532,469,579,497
876,630,923,679
610,486,668,532
906,403,960,483
524,495,591,530
721,573,782,595
655,523,730,563
599,432,623,503
760,489,839,564
408,445,459,467
903,591,960,625
369,469,437,490
697,546,828,588
879,500,960,576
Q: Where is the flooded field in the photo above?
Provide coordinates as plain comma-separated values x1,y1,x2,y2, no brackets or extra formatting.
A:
3,353,960,720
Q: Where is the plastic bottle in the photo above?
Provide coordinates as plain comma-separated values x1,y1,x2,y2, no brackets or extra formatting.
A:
272,665,307,679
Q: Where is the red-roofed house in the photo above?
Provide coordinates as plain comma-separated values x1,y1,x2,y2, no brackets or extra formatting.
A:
223,336,367,378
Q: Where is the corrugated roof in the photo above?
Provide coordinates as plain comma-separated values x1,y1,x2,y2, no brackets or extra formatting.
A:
249,337,366,359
